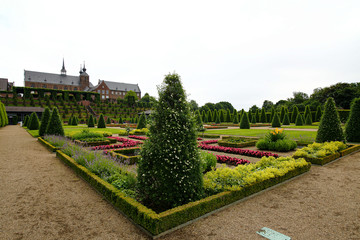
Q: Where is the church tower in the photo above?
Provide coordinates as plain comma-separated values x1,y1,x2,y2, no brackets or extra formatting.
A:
79,62,90,90
61,58,67,76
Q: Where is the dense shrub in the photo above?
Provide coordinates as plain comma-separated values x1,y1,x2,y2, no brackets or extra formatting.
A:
271,112,281,127
39,107,51,136
106,117,111,124
137,112,146,129
46,107,65,136
199,151,217,173
137,73,203,212
344,98,360,142
195,110,203,127
28,112,40,130
0,101,8,127
12,115,18,125
226,109,232,122
256,128,297,152
316,97,344,143
23,115,29,127
219,110,225,123
239,112,250,129
305,114,312,125
97,114,106,128
255,109,260,122
295,114,304,126
71,116,78,126
315,105,322,122
87,115,95,127
293,141,347,159
280,107,286,123
260,108,267,123
232,112,239,124
291,106,299,123
118,116,123,123
251,114,257,124
282,112,290,125
304,105,312,122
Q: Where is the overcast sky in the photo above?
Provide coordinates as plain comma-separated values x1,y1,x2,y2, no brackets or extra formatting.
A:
1,0,360,110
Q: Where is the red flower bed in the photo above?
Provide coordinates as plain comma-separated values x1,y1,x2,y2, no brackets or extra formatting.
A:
199,142,278,158
199,140,218,145
215,155,250,166
91,137,142,150
128,135,148,140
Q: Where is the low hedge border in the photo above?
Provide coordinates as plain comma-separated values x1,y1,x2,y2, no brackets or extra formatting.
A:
205,126,228,129
109,147,141,164
218,139,257,148
38,137,59,152
198,134,220,139
74,139,111,147
55,150,310,237
340,144,360,157
293,144,360,165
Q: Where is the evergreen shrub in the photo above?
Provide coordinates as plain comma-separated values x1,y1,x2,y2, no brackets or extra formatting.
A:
137,73,203,212
239,112,250,129
39,107,51,136
137,112,146,129
344,98,360,142
87,115,95,127
46,107,65,136
28,112,40,130
97,114,106,128
271,112,281,127
295,114,304,126
305,114,312,125
282,112,290,125
316,97,344,143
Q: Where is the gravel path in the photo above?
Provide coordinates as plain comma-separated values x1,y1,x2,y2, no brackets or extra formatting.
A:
1,125,359,239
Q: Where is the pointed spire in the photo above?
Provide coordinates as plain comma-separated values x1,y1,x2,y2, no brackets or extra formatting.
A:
79,64,83,74
82,61,86,72
61,58,67,75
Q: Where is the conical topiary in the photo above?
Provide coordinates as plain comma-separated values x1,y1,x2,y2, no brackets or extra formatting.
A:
305,114,312,125
219,110,225,123
97,114,106,128
270,107,275,123
315,105,322,122
28,112,40,130
137,112,147,129
316,97,344,143
207,110,212,123
295,114,304,126
226,109,232,122
88,115,95,127
304,105,312,122
23,115,29,127
214,111,220,124
260,108,267,123
271,112,281,127
240,112,250,129
291,106,299,123
251,114,257,124
282,112,290,125
106,117,111,124
39,107,51,136
280,107,286,123
255,109,260,122
232,112,239,124
46,107,64,136
119,116,123,124
345,98,360,142
137,73,203,212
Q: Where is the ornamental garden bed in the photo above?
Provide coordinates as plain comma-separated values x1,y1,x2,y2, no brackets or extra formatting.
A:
55,148,311,237
218,136,258,148
204,125,228,129
292,141,360,165
38,137,60,152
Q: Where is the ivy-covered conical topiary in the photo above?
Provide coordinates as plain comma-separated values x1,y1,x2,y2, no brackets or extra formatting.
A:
271,112,281,127
106,117,111,124
291,105,299,123
46,107,64,136
137,73,203,212
87,115,95,127
232,111,239,124
28,112,40,130
282,112,290,125
280,107,286,124
23,115,29,127
305,114,312,125
239,112,250,129
295,114,304,126
304,105,312,122
97,114,106,128
137,112,147,129
260,108,267,123
315,105,322,122
316,97,344,143
39,107,51,136
251,114,257,124
344,98,360,142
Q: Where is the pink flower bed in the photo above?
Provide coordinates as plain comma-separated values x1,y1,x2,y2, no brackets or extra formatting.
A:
91,137,142,150
199,140,219,145
215,155,250,166
128,135,149,140
199,141,278,158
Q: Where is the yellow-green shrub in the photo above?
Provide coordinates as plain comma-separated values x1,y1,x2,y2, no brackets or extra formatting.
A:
293,141,347,159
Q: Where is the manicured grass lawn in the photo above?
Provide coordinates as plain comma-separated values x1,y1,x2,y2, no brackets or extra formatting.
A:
281,125,319,129
206,128,317,141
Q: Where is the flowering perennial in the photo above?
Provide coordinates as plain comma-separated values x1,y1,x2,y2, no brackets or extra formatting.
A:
91,137,142,150
215,155,250,166
128,135,149,140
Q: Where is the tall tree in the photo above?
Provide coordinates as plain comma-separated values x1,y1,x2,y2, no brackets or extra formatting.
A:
137,73,203,211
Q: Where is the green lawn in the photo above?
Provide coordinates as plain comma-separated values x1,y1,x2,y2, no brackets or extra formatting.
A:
206,128,317,141
281,125,319,129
